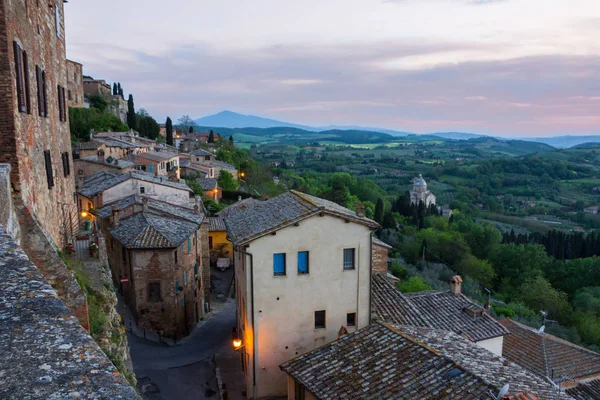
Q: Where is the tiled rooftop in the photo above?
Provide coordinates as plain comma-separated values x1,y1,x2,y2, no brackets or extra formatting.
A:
223,190,378,245
134,151,178,162
281,323,498,399
500,319,600,383
77,171,191,198
109,212,199,249
371,274,509,342
78,156,134,169
198,178,218,191
190,148,214,157
95,195,203,224
397,325,572,400
566,379,600,400
372,237,393,249
208,217,226,232
0,228,139,399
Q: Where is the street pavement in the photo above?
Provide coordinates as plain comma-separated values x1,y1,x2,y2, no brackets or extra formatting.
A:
128,267,238,399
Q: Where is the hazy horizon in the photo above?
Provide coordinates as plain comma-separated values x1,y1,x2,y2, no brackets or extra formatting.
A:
65,0,600,137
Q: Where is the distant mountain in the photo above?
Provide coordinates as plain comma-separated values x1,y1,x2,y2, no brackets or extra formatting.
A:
195,111,312,130
431,132,490,140
528,136,600,149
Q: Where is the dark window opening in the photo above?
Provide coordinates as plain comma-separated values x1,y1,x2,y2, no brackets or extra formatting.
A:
294,382,305,400
61,151,70,177
174,249,178,264
22,50,31,114
315,310,326,329
343,248,355,270
140,186,145,194
68,89,72,100
209,236,213,249
13,41,26,113
42,70,48,117
347,312,356,327
148,282,161,302
43,150,54,189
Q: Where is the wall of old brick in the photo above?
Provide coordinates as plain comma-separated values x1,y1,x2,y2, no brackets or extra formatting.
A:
83,80,111,98
3,0,77,248
105,227,203,339
200,220,211,311
66,59,84,108
372,243,389,275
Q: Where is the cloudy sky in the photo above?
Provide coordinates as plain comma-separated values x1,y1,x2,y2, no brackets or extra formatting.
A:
65,0,600,137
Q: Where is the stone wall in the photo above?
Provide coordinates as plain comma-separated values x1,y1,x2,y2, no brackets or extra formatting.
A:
66,59,84,108
2,0,77,248
0,227,139,398
0,165,20,240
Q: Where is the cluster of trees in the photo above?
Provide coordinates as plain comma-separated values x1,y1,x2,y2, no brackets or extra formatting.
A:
391,192,442,229
502,229,600,260
112,82,124,98
134,109,160,140
69,94,128,141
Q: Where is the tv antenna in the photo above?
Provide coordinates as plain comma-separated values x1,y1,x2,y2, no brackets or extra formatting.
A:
490,384,510,400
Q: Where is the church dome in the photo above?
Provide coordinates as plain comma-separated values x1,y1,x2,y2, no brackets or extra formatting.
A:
413,174,427,189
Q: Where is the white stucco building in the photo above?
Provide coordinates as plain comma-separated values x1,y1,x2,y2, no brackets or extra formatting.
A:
224,191,379,399
410,174,436,207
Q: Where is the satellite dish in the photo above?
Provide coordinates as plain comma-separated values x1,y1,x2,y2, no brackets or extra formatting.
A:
538,325,545,334
496,384,510,399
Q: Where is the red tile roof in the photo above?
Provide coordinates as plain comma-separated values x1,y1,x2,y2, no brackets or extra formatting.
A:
566,379,600,400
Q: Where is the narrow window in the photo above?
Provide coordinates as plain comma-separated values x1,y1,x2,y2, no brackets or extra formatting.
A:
55,5,61,38
209,236,213,249
188,237,191,252
22,50,31,114
148,282,161,302
298,251,309,274
57,85,64,121
315,310,326,329
343,248,355,270
121,247,126,263
194,262,198,277
183,271,187,285
42,71,48,117
181,296,185,307
174,249,178,264
43,150,54,188
139,186,145,194
36,66,44,116
68,89,72,101
61,152,70,177
13,41,26,113
273,253,286,276
294,382,305,400
347,312,356,327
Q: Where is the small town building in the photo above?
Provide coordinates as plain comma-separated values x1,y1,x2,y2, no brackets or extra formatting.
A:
208,217,233,260
225,191,379,398
198,178,222,202
409,174,436,207
74,155,134,187
83,77,112,98
280,322,569,400
76,171,194,212
190,148,216,163
105,201,206,339
131,151,180,179
371,274,509,355
66,59,85,108
441,205,454,217
207,160,238,181
500,318,600,395
372,237,392,274
179,164,210,179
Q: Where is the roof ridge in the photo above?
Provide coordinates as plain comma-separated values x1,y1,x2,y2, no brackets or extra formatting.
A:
290,189,320,208
143,213,176,246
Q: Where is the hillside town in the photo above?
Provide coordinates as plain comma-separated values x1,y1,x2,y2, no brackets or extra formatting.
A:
2,2,600,400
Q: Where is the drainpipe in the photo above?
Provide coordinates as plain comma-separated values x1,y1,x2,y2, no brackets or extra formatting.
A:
369,230,374,324
236,246,256,399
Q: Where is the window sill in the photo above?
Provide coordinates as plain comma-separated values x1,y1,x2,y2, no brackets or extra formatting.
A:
273,274,287,277
343,268,355,271
314,327,326,331
297,272,309,275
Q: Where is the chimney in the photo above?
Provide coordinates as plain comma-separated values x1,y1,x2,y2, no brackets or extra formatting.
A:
450,275,463,296
238,195,242,202
111,205,121,227
355,203,365,217
193,204,199,215
97,149,105,161
142,197,149,212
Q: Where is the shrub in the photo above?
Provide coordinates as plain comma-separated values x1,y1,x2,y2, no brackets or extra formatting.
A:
397,276,432,293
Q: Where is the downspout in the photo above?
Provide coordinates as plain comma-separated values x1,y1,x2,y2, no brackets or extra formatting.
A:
236,246,256,398
369,230,374,324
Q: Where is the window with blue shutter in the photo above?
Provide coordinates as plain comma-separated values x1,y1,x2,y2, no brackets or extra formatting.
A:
343,248,355,270
273,253,286,276
298,251,309,274
183,271,187,285
188,237,191,252
194,262,198,277
181,296,185,307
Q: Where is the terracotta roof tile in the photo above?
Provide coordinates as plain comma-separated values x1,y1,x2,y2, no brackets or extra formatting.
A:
372,274,509,342
500,319,600,383
566,379,600,400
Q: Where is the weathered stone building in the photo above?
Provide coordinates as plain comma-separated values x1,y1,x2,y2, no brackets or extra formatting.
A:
371,237,392,274
1,0,77,248
66,59,84,108
83,77,111,98
74,155,134,187
104,199,207,338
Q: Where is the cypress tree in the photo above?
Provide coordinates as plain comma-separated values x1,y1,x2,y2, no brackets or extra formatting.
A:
189,126,194,134
374,198,384,225
166,117,173,146
117,82,122,94
208,131,215,143
126,94,136,130
112,83,118,95
383,211,396,229
229,135,234,146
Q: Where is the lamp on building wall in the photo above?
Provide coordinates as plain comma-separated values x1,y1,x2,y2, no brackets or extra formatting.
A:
233,338,244,350
80,211,88,218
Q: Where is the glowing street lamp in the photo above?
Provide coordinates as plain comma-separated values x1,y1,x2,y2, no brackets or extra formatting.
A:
233,338,243,350
80,211,88,218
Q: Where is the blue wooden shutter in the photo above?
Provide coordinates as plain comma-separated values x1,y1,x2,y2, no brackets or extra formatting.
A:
298,251,308,274
188,237,191,252
273,253,285,275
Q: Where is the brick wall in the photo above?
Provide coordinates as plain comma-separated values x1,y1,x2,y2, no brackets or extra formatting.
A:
66,59,84,108
2,0,77,248
200,220,211,311
372,243,390,275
